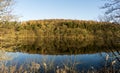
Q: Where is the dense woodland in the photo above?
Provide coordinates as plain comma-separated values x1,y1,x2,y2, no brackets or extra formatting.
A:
0,19,120,40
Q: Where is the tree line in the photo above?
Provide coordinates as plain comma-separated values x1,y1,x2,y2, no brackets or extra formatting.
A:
0,19,120,42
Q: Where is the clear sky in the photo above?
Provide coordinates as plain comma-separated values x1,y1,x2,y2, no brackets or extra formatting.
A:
14,0,105,21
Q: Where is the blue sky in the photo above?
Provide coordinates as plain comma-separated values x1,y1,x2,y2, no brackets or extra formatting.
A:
14,0,105,21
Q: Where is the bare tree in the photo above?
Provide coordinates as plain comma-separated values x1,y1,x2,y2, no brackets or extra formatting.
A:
101,0,120,23
0,0,15,22
98,14,113,22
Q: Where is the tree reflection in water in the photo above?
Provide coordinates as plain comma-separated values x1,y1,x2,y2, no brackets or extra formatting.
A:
0,37,120,72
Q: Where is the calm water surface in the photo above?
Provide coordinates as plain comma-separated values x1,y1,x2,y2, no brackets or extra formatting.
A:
0,37,120,72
